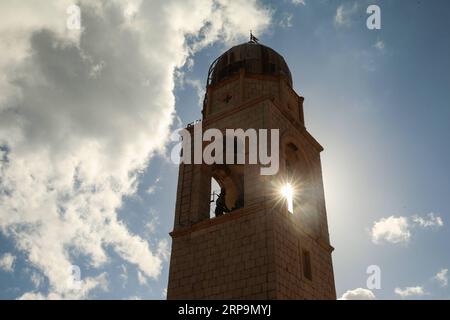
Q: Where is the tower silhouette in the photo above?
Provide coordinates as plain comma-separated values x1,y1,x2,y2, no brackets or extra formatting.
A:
167,41,336,299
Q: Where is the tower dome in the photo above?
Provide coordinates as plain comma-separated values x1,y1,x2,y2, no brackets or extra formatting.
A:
207,41,293,87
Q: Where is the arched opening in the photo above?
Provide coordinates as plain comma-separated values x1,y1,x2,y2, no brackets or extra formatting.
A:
207,133,245,218
209,164,244,218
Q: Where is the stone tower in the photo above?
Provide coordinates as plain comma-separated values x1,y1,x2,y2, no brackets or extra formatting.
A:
167,40,336,299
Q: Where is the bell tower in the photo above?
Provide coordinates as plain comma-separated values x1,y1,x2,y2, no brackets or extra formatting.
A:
167,40,336,299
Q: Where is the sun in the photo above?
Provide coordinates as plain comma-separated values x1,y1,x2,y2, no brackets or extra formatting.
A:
280,183,294,214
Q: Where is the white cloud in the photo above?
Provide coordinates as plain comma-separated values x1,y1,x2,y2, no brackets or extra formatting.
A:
146,186,157,195
145,208,160,236
30,272,45,289
145,222,157,234
19,272,109,300
412,213,444,228
370,213,443,245
434,268,448,287
0,0,271,299
291,0,305,6
339,288,375,300
187,79,206,108
177,75,205,108
137,270,148,286
335,6,345,26
279,13,294,28
334,3,358,27
0,253,16,272
371,216,411,244
394,286,426,298
157,238,171,262
374,40,385,52
119,264,128,288
0,1,81,107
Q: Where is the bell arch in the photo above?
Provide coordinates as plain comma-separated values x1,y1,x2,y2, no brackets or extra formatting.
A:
280,133,320,235
208,133,246,218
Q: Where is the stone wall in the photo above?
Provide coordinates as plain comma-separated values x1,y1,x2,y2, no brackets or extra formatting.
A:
167,74,336,300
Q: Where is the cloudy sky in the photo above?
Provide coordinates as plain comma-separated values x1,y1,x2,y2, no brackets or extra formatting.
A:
0,0,449,300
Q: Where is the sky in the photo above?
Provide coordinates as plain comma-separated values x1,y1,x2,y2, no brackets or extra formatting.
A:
0,0,449,300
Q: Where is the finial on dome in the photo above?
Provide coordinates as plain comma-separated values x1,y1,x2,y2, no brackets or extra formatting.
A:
249,30,259,44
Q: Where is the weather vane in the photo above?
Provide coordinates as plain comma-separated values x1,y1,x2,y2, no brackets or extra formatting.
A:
249,30,259,43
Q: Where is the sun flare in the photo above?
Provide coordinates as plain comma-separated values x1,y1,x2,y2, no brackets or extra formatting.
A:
281,183,294,214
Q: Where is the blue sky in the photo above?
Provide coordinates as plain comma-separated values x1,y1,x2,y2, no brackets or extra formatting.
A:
173,0,450,299
0,0,449,299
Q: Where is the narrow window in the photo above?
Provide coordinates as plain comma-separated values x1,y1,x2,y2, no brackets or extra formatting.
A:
302,250,312,281
281,183,294,214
